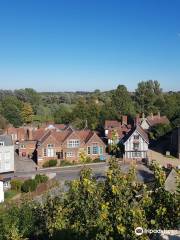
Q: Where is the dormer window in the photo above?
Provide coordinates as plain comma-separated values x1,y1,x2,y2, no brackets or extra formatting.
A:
0,142,4,147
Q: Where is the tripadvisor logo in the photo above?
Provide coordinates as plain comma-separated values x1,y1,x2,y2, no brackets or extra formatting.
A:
135,227,144,236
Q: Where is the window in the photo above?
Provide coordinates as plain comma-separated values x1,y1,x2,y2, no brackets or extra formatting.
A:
21,144,25,149
133,143,139,150
47,144,54,148
87,147,91,155
66,152,74,157
100,146,103,155
68,140,80,148
0,142,4,147
134,135,139,140
47,149,54,157
92,144,99,154
132,152,141,158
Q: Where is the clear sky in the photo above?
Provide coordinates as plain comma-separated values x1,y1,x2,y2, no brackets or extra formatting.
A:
0,0,179,92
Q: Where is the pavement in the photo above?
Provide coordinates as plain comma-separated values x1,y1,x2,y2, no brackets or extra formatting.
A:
148,149,180,168
14,161,154,183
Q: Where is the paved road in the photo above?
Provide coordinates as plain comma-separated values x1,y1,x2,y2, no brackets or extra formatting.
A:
14,162,154,183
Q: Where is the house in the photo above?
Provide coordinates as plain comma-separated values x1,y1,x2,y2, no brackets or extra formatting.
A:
121,125,149,159
104,116,132,145
140,112,170,130
34,128,106,165
0,134,14,174
170,127,180,159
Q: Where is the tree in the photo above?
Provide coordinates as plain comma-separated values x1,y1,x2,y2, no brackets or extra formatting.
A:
135,80,163,114
0,115,8,129
21,103,34,124
112,85,135,116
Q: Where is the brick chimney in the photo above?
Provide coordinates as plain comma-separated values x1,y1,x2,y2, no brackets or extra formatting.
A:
122,115,127,125
135,114,140,125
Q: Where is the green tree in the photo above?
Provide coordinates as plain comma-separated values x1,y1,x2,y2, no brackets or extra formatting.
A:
112,85,135,116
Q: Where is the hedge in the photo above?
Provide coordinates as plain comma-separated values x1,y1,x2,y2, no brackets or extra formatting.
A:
42,159,57,168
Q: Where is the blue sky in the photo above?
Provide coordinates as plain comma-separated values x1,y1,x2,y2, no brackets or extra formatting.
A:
0,0,179,91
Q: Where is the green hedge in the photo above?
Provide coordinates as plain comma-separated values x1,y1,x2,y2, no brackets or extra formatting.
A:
21,179,38,193
42,159,57,168
35,174,48,184
10,179,24,192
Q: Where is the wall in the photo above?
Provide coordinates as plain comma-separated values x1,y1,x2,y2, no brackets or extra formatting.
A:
0,145,14,173
0,181,4,203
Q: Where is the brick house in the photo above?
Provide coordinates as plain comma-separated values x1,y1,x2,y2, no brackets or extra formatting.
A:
34,128,106,165
104,116,132,145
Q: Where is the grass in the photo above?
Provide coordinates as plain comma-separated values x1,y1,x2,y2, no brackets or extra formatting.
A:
4,190,19,201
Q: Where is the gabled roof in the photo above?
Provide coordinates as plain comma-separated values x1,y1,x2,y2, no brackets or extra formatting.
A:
146,115,169,127
122,125,149,144
105,120,121,129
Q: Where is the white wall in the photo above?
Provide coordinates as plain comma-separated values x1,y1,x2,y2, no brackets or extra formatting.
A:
0,181,4,203
0,145,14,173
124,130,148,158
141,120,150,130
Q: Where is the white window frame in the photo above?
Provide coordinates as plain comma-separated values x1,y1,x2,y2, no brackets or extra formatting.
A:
66,152,74,157
67,139,80,148
92,143,99,155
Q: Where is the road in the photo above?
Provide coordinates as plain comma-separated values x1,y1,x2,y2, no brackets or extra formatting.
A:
14,162,154,183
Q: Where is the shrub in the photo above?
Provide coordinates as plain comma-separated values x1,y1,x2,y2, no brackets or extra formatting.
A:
35,174,48,184
60,160,74,166
21,179,38,193
10,179,24,191
43,159,57,168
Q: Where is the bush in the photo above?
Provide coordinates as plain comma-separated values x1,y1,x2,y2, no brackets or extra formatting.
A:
10,179,24,191
60,160,74,166
35,174,48,184
21,179,38,193
42,159,57,168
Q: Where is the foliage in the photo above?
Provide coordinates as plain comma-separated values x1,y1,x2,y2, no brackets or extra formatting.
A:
10,179,24,192
112,85,135,117
150,123,172,140
0,159,179,239
21,179,38,193
20,103,34,124
0,115,9,130
42,159,57,168
34,174,48,184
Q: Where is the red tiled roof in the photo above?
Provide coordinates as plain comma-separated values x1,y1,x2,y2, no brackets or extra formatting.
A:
105,120,121,129
147,115,169,126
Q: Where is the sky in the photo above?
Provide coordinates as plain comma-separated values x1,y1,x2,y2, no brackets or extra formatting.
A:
0,0,179,92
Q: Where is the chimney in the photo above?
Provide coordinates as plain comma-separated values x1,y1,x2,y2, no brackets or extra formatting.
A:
157,111,160,118
122,115,127,125
142,112,145,119
150,112,153,119
135,114,140,125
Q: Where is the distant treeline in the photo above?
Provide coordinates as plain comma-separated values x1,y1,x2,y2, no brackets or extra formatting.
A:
0,80,180,131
